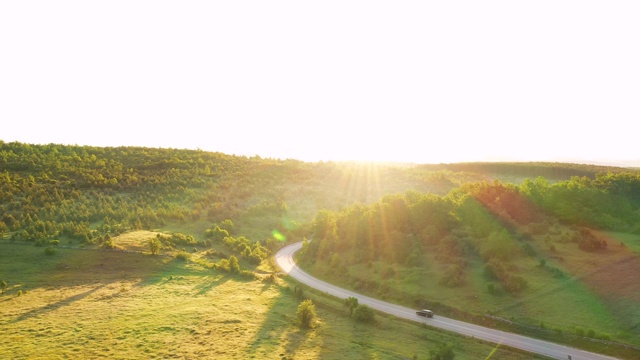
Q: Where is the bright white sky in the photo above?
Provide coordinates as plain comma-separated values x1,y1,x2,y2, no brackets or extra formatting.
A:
1,1,639,165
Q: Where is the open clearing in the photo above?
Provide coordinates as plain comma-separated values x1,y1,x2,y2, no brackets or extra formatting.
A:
0,241,547,359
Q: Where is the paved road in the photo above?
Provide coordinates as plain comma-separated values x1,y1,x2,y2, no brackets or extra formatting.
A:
275,242,620,360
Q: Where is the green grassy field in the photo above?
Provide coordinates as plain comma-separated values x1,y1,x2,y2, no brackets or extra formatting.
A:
1,238,553,359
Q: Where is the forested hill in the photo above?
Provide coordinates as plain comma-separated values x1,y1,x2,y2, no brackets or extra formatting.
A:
1,140,636,245
416,162,634,181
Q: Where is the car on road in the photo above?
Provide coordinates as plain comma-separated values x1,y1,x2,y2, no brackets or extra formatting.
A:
416,309,434,318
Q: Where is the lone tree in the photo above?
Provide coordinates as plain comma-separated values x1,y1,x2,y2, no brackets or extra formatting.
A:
149,237,162,255
297,299,317,328
0,280,7,294
352,304,375,322
344,296,359,315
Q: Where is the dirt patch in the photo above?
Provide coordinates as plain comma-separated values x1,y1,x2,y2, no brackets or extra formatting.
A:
581,254,640,302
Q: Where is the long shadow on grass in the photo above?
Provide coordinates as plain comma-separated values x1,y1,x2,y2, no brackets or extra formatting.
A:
193,274,232,295
10,284,107,323
244,283,314,358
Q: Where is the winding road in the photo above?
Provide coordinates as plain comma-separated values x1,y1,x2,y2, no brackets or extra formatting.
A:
275,241,619,360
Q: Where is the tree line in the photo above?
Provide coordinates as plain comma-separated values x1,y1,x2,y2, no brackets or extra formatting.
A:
299,172,640,294
0,141,447,247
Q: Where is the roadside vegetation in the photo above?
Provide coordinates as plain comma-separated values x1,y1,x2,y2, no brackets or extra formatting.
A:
1,140,638,358
299,175,640,357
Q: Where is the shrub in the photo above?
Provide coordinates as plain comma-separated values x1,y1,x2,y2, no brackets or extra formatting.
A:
538,259,546,267
297,299,317,328
216,258,230,272
44,246,56,256
263,273,277,283
503,275,528,293
352,304,375,322
429,343,455,360
345,296,359,314
573,228,607,252
101,239,116,249
149,237,162,255
229,255,240,273
175,251,191,261
484,258,527,293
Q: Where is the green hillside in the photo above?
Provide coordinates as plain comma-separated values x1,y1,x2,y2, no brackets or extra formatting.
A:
299,175,640,354
1,141,638,359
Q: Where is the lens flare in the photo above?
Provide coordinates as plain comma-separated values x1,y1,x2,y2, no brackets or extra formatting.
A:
272,230,286,242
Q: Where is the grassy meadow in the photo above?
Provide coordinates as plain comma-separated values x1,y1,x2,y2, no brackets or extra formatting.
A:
1,233,548,360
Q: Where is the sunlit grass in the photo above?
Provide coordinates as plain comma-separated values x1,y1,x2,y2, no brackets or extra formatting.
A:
1,241,549,359
112,230,167,252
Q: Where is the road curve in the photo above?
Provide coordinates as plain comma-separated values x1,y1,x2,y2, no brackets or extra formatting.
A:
275,241,619,360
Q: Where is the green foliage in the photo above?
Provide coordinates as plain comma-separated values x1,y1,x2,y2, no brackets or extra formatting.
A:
205,226,229,241
219,236,269,264
228,255,240,273
0,280,7,293
296,299,317,328
429,343,455,360
351,304,375,322
175,251,191,262
344,296,359,314
483,258,527,293
220,219,235,234
101,237,116,249
148,237,162,255
572,228,608,252
169,233,198,247
439,265,465,287
44,246,56,256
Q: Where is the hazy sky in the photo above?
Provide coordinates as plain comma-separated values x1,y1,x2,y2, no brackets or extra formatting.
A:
2,2,639,165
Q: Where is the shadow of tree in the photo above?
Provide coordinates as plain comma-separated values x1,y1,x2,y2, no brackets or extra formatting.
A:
10,284,107,323
244,285,318,359
283,328,311,356
193,274,231,295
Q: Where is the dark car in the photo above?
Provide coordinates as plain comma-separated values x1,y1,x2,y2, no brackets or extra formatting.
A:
416,309,434,318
